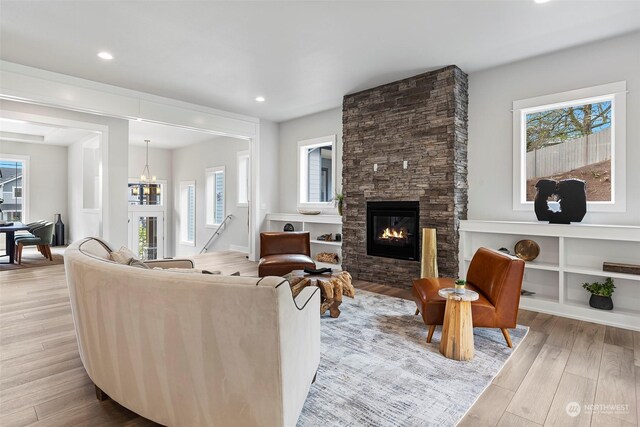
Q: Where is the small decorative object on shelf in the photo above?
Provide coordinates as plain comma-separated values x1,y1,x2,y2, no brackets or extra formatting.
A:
583,277,615,310
514,239,540,261
297,209,322,215
534,178,587,224
497,247,511,255
316,252,339,264
283,223,295,232
335,233,342,242
317,233,334,241
335,191,344,216
603,262,640,276
454,279,466,294
521,289,536,296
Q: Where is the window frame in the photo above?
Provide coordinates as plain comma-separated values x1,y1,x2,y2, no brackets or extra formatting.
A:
297,134,337,209
237,151,249,208
0,154,30,223
179,180,196,246
512,81,627,213
206,166,225,227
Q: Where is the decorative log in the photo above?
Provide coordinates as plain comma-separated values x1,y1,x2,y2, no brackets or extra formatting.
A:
603,262,640,276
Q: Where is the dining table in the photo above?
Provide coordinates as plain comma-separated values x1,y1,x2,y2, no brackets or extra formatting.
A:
0,222,30,264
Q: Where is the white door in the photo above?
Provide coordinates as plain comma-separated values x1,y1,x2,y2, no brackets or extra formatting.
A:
129,211,164,260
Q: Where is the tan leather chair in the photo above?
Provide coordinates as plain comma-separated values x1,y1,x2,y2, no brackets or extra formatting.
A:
412,247,525,347
259,232,316,277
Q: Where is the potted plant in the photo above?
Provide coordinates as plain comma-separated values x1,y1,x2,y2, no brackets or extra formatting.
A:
582,277,615,310
335,192,344,216
454,279,466,294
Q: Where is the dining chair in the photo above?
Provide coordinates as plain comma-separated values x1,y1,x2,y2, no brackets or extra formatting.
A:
15,222,54,264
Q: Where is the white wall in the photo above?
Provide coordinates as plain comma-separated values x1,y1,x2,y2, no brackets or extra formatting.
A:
0,140,68,226
1,100,130,245
278,108,343,213
173,137,250,256
468,31,640,225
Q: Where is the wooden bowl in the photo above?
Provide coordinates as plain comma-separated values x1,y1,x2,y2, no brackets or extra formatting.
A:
514,240,540,261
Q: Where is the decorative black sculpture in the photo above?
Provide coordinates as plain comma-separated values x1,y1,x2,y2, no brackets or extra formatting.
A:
283,223,295,232
534,178,587,224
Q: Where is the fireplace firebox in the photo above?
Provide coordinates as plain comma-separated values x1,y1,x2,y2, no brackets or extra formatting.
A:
367,201,419,261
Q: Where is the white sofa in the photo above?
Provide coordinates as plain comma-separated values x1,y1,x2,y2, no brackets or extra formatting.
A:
64,237,321,427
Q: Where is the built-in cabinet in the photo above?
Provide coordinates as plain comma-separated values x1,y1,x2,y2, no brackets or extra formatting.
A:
459,220,640,331
266,213,342,270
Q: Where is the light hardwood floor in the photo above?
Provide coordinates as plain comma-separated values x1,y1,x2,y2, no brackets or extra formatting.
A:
0,251,637,426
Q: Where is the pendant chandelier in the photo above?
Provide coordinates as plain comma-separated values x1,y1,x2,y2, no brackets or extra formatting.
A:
140,139,156,184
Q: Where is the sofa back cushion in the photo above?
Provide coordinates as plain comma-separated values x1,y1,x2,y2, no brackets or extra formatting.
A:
260,232,311,257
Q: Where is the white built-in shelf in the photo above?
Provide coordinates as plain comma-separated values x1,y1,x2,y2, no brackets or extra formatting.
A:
460,220,640,331
464,257,559,272
267,213,343,270
564,266,640,282
266,213,342,225
310,239,342,247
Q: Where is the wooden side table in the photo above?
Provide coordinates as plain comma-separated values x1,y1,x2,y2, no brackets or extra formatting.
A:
438,288,479,361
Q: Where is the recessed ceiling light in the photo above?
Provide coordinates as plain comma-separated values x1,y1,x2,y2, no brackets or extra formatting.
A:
97,51,114,60
534,0,551,3
255,96,265,102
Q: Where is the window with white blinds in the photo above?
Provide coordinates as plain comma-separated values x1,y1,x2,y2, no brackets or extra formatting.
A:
180,181,196,245
206,166,225,226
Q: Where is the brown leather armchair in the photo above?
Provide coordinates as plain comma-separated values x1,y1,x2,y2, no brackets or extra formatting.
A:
412,247,525,347
258,232,316,277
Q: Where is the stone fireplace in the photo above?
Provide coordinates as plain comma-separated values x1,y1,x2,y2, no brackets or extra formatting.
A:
367,201,419,261
342,66,468,288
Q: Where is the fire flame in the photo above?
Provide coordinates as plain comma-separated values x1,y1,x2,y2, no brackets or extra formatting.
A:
380,227,405,239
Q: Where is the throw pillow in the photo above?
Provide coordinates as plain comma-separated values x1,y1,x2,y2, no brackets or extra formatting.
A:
110,246,138,265
128,258,150,269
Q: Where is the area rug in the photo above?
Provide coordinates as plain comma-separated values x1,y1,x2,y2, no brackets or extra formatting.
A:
298,290,528,426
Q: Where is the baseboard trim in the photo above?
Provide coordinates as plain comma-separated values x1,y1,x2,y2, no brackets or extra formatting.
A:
229,244,249,253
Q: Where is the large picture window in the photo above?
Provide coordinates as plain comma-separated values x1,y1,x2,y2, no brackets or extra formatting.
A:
298,135,336,208
0,155,28,222
513,82,627,212
206,166,225,226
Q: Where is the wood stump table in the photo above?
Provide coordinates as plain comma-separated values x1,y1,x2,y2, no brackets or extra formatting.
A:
438,288,479,361
286,270,355,318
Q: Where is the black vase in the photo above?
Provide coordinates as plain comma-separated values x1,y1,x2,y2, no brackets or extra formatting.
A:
589,294,613,310
54,214,65,246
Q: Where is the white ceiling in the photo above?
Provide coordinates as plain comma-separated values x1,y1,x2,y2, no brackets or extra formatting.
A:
129,120,223,149
1,1,639,122
0,119,95,145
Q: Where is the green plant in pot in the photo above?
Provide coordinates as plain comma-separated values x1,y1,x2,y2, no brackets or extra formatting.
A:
582,277,615,310
335,192,344,216
454,279,466,294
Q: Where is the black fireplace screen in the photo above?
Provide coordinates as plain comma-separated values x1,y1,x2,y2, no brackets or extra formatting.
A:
367,201,419,261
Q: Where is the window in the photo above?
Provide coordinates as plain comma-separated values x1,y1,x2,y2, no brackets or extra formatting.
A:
513,81,626,212
206,166,225,226
180,181,196,245
0,156,28,222
237,151,249,207
298,135,336,207
128,183,163,206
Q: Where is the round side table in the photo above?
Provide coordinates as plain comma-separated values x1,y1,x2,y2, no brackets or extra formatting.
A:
438,288,479,361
